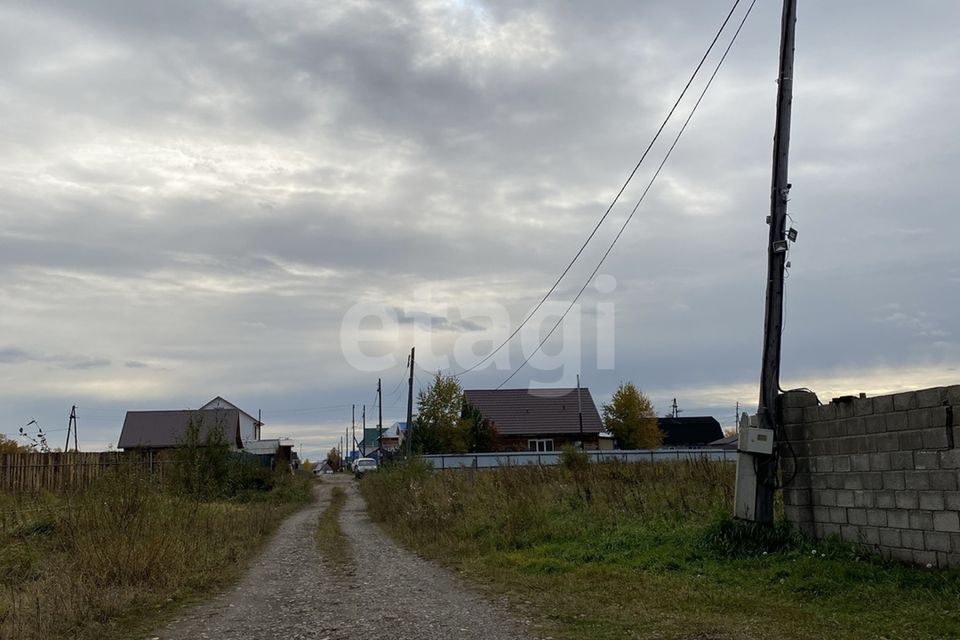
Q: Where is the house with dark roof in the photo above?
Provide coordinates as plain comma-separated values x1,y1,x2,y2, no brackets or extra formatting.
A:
657,416,724,448
463,388,604,452
118,408,245,451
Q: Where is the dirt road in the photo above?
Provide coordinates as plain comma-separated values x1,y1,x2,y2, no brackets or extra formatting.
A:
150,474,532,640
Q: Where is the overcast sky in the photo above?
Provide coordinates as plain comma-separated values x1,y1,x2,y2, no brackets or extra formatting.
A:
1,0,958,461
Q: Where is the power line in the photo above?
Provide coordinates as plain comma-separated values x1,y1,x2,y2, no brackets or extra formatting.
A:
496,0,758,389
451,0,746,377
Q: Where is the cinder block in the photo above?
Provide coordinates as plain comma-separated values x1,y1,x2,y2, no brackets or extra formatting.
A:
837,401,856,419
843,475,864,491
860,472,882,490
902,529,925,550
925,531,952,552
915,450,941,470
837,490,855,507
918,387,946,409
876,490,897,508
854,490,876,508
908,409,933,429
919,491,946,511
838,438,858,455
828,474,847,489
813,506,831,522
909,510,934,530
863,526,881,545
890,548,914,564
848,508,868,525
856,435,877,454
930,471,959,491
884,471,906,490
846,418,867,436
930,407,950,427
811,474,828,490
895,490,919,510
869,452,891,471
851,453,870,471
878,433,900,452
879,528,902,547
855,397,874,416
841,524,862,543
913,550,939,566
899,431,925,451
922,428,950,450
865,415,887,434
887,509,909,528
945,492,960,511
873,394,895,413
867,509,888,526
784,505,809,524
906,471,932,491
834,455,851,472
890,451,914,470
894,392,918,412
886,412,908,431
821,523,841,537
951,533,960,553
940,450,960,469
815,456,834,473
817,489,838,507
829,507,848,524
783,391,819,408
946,385,960,406
818,403,837,421
803,406,820,423
934,511,960,533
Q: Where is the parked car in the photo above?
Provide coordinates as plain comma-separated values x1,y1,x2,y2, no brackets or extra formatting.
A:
353,457,378,478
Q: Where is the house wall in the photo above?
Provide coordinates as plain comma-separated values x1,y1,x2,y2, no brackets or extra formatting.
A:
780,387,960,568
496,434,601,452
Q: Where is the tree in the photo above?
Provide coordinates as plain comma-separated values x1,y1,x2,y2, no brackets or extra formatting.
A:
412,372,468,454
326,447,342,471
0,433,30,454
602,382,661,449
461,403,498,453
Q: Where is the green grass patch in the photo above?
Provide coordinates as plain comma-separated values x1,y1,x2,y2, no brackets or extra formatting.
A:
316,486,349,572
361,459,960,639
0,468,314,640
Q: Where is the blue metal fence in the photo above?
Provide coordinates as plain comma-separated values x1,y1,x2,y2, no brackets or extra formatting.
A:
421,448,736,470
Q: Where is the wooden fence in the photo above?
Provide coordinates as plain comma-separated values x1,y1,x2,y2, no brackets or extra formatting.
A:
0,451,172,493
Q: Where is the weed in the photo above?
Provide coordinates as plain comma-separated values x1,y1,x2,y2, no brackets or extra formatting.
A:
315,487,349,572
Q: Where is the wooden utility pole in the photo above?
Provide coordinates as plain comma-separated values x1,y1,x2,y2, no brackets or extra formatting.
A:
351,404,356,460
406,347,415,457
361,405,366,456
377,378,383,461
65,405,78,452
755,0,798,525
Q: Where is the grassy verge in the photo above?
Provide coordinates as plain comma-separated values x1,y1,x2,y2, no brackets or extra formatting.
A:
361,458,960,640
316,486,349,571
0,469,314,640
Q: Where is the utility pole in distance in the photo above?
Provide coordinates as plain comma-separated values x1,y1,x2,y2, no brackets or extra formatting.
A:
351,404,356,461
737,0,798,526
377,378,383,462
65,405,78,452
406,347,415,458
361,405,366,456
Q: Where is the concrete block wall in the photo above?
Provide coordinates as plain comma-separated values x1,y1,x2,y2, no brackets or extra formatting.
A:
780,386,960,567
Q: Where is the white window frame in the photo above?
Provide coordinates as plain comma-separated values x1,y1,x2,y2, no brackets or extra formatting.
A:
528,438,555,452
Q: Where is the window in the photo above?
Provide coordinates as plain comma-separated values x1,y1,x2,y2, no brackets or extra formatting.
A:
528,438,554,452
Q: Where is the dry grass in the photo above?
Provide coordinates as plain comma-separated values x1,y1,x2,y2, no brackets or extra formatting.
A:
362,459,960,640
0,469,313,640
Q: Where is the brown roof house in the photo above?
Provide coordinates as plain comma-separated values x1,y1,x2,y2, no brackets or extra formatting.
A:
463,388,604,452
118,408,245,451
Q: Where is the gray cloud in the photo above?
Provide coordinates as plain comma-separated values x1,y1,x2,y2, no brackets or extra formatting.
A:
1,0,958,459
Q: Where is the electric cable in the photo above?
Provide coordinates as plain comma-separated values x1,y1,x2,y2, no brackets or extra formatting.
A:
452,0,747,376
496,0,758,389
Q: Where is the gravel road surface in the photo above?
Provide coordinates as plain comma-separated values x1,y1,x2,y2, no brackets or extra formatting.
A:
150,474,532,640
